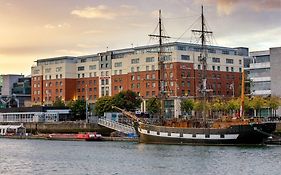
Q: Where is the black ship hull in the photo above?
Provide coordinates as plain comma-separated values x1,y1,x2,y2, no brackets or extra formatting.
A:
137,122,276,145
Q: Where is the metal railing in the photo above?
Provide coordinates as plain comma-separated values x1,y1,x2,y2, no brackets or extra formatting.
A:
98,118,136,134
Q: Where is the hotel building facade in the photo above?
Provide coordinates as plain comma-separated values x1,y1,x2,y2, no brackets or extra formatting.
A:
31,42,246,117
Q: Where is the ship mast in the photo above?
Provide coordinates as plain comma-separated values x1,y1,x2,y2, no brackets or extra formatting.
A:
191,6,212,126
149,10,170,118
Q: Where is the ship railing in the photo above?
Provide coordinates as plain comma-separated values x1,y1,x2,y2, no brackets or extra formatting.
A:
98,117,136,134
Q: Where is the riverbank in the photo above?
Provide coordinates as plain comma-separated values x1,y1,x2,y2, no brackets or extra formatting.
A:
0,121,114,136
0,134,138,142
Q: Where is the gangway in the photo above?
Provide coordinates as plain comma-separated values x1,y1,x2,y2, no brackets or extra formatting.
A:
98,117,136,135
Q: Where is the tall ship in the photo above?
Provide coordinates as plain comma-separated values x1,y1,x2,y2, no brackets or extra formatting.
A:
114,6,276,145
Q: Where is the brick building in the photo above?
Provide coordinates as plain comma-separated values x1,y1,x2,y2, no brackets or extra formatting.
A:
31,42,246,117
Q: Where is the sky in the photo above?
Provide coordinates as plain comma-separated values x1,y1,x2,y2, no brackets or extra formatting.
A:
0,0,280,75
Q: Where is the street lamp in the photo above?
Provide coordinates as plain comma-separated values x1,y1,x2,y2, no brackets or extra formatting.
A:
85,84,88,123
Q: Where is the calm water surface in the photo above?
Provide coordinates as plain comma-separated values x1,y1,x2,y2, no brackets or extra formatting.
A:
0,139,280,175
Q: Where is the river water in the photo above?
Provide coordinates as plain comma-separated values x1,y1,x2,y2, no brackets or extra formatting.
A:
0,139,280,175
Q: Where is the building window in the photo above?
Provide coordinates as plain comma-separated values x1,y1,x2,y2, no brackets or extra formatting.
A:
239,60,242,65
170,73,173,79
217,66,220,71
146,82,150,88
146,74,150,80
231,67,234,72
146,66,149,71
152,65,155,71
170,64,173,69
181,55,190,60
177,45,186,51
114,62,122,67
45,68,51,73
226,59,234,64
226,67,229,72
152,82,156,88
152,73,156,79
212,66,215,71
89,65,96,70
137,67,140,72
239,67,242,72
198,65,201,70
56,67,62,72
212,57,220,63
146,57,155,62
78,66,85,71
131,67,134,73
222,50,229,54
146,91,150,97
131,58,139,64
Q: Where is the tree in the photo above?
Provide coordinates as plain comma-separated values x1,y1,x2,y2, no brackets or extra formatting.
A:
226,98,240,116
112,90,142,111
211,98,226,118
146,97,161,117
249,96,266,117
52,97,65,108
94,96,114,116
180,99,194,115
268,96,281,117
67,99,86,120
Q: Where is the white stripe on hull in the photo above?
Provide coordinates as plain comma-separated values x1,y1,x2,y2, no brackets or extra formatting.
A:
138,128,239,140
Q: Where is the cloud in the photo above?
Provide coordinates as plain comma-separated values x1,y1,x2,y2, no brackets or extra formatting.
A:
77,43,97,49
71,5,116,19
217,0,237,15
216,27,281,50
205,0,281,15
55,49,86,56
71,4,141,20
44,23,70,29
82,30,104,35
129,23,149,28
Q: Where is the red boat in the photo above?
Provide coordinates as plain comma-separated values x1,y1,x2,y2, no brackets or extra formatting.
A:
85,132,103,141
48,132,103,141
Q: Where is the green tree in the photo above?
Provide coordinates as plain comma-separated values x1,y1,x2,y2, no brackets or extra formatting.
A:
226,98,240,115
146,97,161,117
211,98,226,118
180,99,194,115
249,96,266,117
268,96,281,117
94,96,114,116
52,97,65,108
67,99,86,120
112,90,141,111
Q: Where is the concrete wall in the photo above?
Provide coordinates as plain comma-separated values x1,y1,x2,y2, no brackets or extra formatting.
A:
0,122,113,135
270,47,281,116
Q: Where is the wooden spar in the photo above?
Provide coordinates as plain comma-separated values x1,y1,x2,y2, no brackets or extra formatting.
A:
240,68,245,118
112,106,139,122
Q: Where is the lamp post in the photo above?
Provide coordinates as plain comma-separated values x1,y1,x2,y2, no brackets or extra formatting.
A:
85,84,88,123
